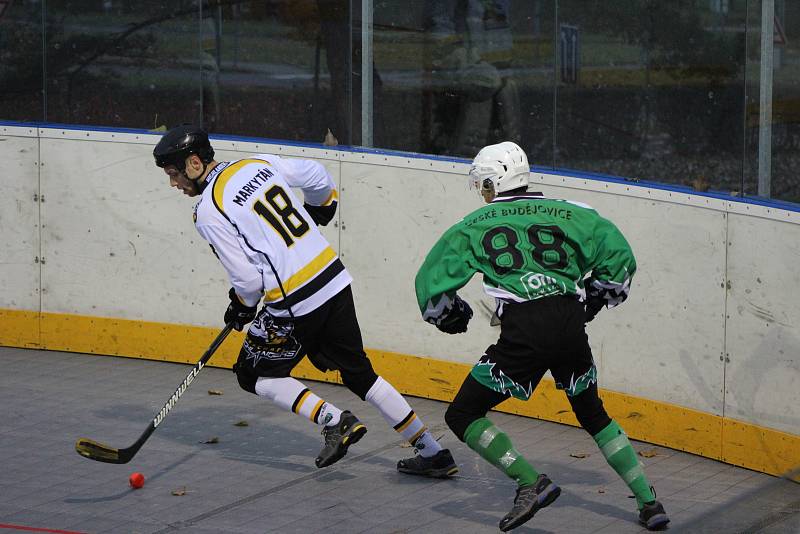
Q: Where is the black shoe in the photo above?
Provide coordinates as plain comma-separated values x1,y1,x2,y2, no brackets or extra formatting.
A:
314,411,367,468
397,448,458,478
639,500,670,531
499,474,561,532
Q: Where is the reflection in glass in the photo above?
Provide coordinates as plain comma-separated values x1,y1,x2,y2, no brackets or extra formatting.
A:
555,1,747,195
1,1,799,206
37,0,202,128
0,0,45,122
746,0,800,204
212,1,352,144
371,1,555,165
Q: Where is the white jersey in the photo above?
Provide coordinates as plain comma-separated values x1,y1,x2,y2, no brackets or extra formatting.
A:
193,154,351,317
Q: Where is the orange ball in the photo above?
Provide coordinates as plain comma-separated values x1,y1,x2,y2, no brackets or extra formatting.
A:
129,472,145,489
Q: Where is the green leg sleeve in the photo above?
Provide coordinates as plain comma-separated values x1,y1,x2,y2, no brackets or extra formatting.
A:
464,417,539,487
593,420,656,509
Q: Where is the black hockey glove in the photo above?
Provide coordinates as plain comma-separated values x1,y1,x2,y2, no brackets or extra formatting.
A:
437,295,473,334
584,296,605,323
224,288,258,331
303,203,337,226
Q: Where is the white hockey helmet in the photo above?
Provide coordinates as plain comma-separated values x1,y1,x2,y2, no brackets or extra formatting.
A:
469,141,530,197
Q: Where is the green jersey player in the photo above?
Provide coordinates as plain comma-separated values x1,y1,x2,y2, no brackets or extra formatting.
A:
415,141,669,531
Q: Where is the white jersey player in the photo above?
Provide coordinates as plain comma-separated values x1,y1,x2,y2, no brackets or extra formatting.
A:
153,125,458,475
193,154,350,318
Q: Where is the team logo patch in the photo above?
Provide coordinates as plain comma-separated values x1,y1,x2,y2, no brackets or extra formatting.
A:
242,312,302,367
521,272,565,300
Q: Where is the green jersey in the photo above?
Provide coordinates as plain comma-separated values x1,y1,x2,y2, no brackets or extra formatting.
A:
415,192,636,322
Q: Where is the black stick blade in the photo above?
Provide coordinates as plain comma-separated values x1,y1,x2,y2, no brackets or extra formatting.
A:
75,438,126,464
73,325,233,466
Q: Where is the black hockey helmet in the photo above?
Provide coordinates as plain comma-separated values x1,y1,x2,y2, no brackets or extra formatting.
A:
153,124,215,172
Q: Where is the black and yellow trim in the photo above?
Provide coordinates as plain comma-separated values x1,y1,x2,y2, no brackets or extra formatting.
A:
310,399,325,423
292,389,312,414
394,410,417,432
211,158,270,216
409,426,428,446
264,246,338,303
322,189,339,206
267,257,346,311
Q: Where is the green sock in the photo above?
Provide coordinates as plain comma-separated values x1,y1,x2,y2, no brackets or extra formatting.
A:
464,417,539,486
593,420,656,509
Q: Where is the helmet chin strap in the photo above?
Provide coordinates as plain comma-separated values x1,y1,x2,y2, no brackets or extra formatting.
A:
194,161,211,193
184,161,210,194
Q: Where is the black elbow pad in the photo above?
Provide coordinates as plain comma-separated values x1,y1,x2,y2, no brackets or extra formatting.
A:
304,202,337,226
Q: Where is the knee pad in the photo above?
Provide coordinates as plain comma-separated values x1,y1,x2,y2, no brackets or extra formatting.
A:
568,385,611,436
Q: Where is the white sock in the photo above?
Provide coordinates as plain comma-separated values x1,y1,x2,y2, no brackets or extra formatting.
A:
255,376,342,426
365,376,443,457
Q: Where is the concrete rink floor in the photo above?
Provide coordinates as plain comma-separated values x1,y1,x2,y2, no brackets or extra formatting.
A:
1,346,798,534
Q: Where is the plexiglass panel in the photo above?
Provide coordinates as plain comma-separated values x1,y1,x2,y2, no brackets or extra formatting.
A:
0,0,45,121
744,0,800,204
2,0,800,206
370,1,555,166
209,1,353,143
555,1,747,193
40,0,203,128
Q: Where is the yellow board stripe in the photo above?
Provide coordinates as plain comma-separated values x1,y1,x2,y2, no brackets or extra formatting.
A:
293,390,312,414
1,308,798,480
212,158,269,215
264,246,337,302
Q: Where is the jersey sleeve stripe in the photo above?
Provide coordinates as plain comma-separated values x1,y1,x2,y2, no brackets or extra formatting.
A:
322,189,339,206
264,246,338,302
211,158,270,216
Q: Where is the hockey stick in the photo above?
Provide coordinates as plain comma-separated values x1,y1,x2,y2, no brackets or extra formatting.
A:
75,323,234,464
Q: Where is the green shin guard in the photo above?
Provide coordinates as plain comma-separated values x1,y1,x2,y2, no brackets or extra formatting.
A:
464,418,539,486
593,420,656,508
